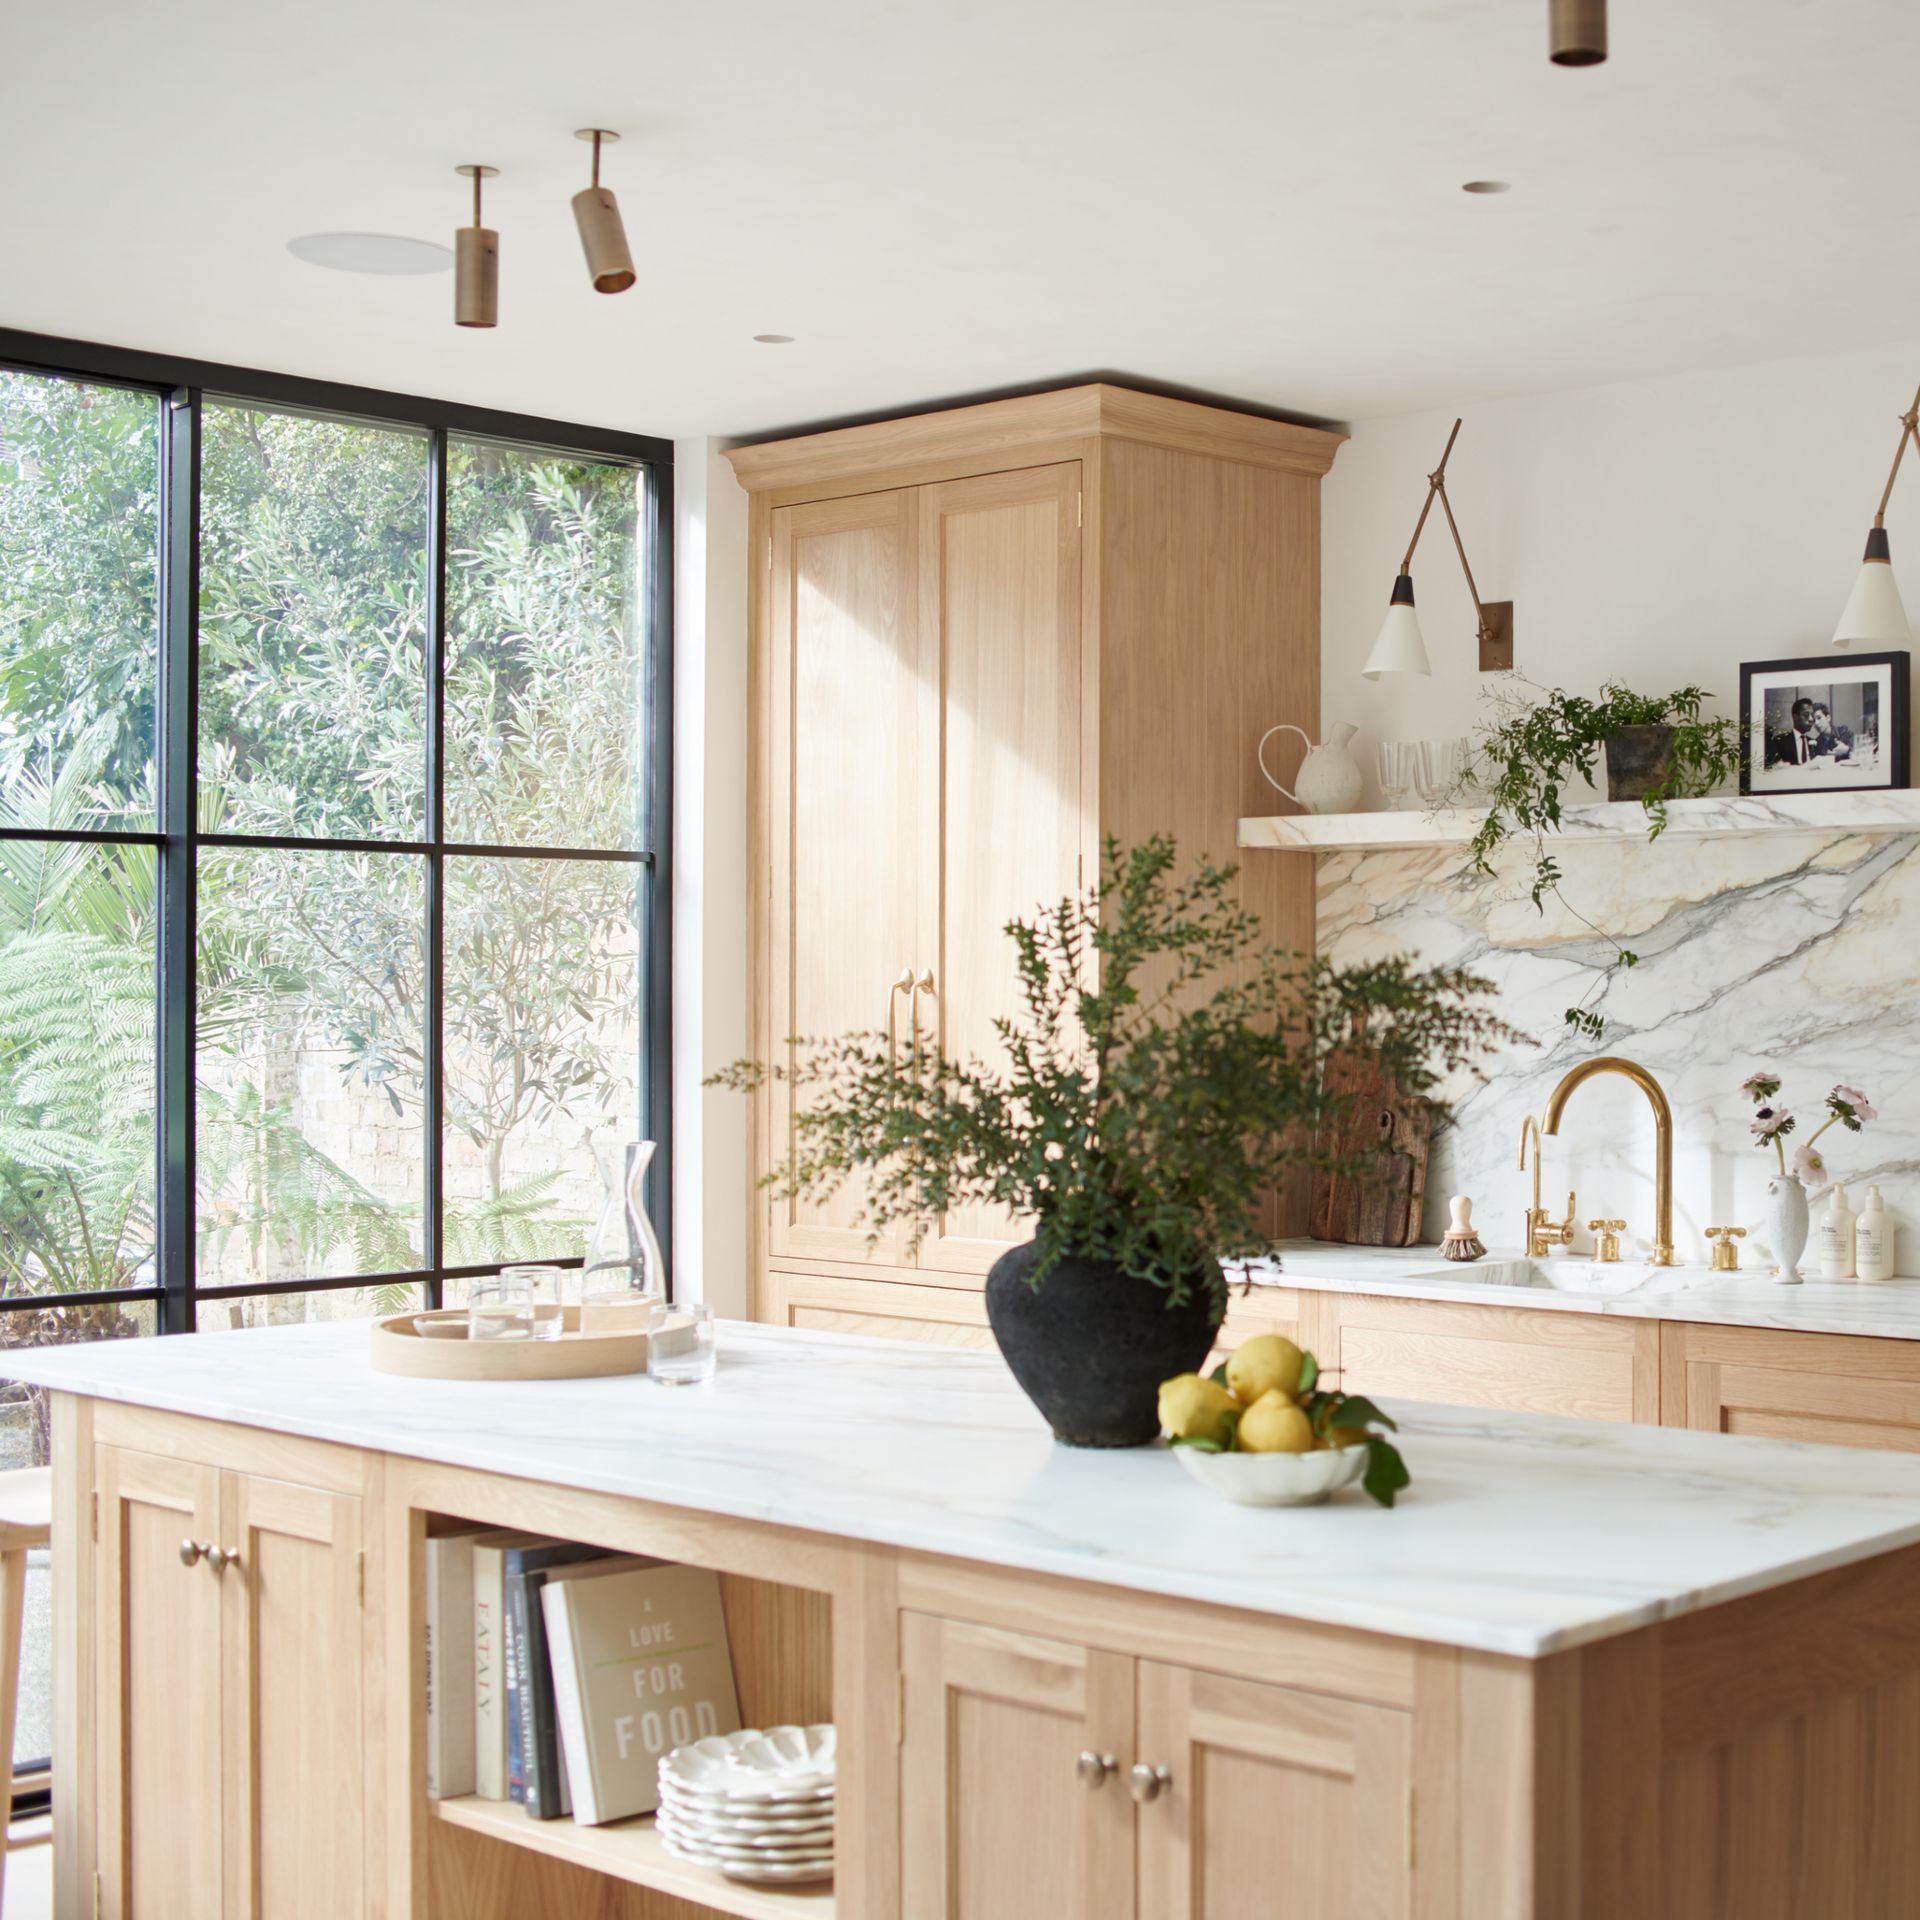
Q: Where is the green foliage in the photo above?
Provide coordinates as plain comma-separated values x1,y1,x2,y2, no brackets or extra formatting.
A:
715,839,1516,1317
1465,680,1742,1038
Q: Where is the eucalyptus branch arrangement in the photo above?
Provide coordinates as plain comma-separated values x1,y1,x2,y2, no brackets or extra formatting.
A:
1743,1073,1877,1188
712,838,1520,1318
1464,680,1742,1039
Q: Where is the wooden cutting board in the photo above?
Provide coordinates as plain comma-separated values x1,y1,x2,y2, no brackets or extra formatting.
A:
1308,1047,1432,1248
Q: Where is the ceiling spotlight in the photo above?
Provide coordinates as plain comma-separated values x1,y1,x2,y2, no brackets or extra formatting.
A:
753,334,795,344
572,129,636,295
287,233,452,275
453,165,499,330
1549,0,1607,66
1461,180,1511,196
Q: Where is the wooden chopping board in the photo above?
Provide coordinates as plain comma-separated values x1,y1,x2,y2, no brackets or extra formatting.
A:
1308,1047,1432,1248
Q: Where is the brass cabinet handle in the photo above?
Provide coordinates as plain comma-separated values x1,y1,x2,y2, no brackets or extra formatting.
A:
886,968,914,1071
179,1538,210,1568
1127,1762,1172,1804
1075,1750,1117,1789
909,969,936,1069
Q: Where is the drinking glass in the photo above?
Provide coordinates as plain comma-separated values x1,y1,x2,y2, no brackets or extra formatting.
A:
501,1264,565,1341
648,1301,717,1386
1376,742,1417,808
1415,737,1469,806
468,1273,534,1342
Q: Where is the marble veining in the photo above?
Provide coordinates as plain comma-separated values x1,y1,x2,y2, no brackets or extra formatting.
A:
1313,820,1920,1259
17,1319,1920,1661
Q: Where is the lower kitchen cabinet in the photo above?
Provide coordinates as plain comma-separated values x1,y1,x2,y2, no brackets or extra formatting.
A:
763,1270,996,1349
900,1610,1411,1920
1666,1321,1920,1450
90,1434,375,1920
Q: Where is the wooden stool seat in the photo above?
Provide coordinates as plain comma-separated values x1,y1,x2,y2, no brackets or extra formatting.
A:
0,1464,51,1908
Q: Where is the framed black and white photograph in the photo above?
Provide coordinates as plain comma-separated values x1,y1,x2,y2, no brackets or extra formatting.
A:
1740,651,1910,795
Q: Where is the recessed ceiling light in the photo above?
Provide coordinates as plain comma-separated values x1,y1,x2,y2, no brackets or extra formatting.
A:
753,334,795,344
288,232,454,276
1460,180,1512,196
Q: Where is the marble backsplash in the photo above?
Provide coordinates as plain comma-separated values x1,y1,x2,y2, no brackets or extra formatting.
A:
1316,822,1920,1269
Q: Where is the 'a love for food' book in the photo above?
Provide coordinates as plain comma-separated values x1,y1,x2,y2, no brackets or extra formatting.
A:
539,1561,742,1825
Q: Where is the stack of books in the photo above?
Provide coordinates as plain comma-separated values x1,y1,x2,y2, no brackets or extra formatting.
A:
425,1528,742,1825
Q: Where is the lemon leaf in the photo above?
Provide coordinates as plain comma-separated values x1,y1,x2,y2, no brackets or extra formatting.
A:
1297,1351,1319,1395
1362,1435,1411,1508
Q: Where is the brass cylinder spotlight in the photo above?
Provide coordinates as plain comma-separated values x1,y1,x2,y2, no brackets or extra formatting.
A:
454,165,499,329
1549,0,1606,65
572,129,636,294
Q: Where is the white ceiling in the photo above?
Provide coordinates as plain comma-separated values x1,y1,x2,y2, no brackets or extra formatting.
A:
4,1,1918,442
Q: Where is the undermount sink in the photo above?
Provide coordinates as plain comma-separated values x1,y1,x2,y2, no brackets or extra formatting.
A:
1408,1256,1726,1297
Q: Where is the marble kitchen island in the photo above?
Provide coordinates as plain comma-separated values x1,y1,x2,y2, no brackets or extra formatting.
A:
17,1320,1920,1920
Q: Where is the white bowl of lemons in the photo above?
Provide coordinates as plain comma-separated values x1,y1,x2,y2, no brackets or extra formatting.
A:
1158,1334,1408,1510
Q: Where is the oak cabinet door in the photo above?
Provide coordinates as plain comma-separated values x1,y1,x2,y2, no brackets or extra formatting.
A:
1687,1359,1920,1450
762,1271,996,1349
900,1612,1132,1920
94,1444,225,1920
1136,1662,1413,1920
914,464,1085,1277
766,489,928,1271
222,1472,368,1920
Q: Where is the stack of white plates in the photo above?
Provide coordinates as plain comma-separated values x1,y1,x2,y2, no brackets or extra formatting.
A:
655,1724,836,1885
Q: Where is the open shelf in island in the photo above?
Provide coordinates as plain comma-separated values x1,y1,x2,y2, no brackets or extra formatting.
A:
431,1796,836,1918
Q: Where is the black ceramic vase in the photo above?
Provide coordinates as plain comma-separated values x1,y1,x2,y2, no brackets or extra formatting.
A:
984,1241,1222,1448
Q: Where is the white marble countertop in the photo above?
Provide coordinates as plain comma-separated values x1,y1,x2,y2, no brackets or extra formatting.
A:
1249,1240,1920,1340
16,1318,1920,1661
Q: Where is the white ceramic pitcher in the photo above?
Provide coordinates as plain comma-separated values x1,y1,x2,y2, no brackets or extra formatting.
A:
1257,720,1364,815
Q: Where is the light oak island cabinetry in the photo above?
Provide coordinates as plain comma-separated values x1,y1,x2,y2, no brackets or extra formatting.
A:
728,387,1343,1339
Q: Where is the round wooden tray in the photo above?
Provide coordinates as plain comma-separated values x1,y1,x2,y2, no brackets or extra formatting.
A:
369,1307,650,1381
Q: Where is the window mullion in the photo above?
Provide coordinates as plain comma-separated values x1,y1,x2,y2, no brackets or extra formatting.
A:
425,428,448,1309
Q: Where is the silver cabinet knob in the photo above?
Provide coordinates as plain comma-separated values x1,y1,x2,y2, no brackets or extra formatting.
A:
1075,1750,1117,1789
1128,1762,1172,1804
206,1545,240,1574
179,1538,209,1567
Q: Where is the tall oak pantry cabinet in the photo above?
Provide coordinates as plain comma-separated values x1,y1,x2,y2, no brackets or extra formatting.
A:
725,386,1343,1342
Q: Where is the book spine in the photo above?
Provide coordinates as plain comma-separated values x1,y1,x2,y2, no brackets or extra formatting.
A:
513,1569,570,1820
505,1571,534,1808
473,1548,506,1801
425,1539,477,1801
540,1582,598,1826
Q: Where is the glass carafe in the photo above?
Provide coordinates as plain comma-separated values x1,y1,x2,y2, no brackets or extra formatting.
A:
583,1137,666,1301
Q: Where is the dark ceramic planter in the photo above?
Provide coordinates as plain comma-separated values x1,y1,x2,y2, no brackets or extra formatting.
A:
1603,724,1676,801
984,1242,1222,1448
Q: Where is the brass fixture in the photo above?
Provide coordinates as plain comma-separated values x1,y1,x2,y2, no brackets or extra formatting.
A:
1362,418,1514,680
886,967,913,1071
1518,1114,1576,1257
1588,1219,1626,1264
1707,1226,1747,1273
1542,1056,1677,1267
572,129,636,294
1549,0,1607,67
1832,379,1920,646
453,165,500,330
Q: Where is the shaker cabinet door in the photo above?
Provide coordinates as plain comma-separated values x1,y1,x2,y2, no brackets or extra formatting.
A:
1135,1661,1414,1920
766,488,929,1272
900,1612,1133,1920
93,1444,225,1920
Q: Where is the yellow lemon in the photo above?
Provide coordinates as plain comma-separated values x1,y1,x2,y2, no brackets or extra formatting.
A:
1236,1390,1316,1454
1226,1333,1305,1405
1157,1374,1241,1446
1326,1425,1369,1451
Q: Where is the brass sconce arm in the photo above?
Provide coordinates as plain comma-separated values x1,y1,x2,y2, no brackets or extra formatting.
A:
1397,419,1513,671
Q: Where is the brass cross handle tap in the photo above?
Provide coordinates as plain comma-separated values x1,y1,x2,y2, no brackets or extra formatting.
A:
1588,1219,1627,1264
1706,1226,1747,1272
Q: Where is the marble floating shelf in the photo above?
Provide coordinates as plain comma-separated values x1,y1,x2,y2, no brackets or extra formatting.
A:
1237,789,1920,855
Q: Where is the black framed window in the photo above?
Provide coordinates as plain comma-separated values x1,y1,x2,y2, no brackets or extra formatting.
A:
0,332,672,1781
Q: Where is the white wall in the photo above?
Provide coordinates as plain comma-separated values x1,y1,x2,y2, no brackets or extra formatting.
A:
671,440,751,1314
1322,339,1920,804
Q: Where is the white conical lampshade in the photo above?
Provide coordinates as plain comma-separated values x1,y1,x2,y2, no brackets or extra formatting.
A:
1833,528,1910,647
1363,574,1432,679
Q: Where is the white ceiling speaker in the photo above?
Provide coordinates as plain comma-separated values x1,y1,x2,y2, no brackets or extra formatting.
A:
287,233,452,275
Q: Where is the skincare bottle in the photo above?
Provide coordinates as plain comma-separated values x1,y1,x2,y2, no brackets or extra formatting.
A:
1816,1184,1856,1281
1856,1185,1895,1283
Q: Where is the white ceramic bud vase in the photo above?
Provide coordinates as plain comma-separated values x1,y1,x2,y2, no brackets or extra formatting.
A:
1762,1175,1811,1285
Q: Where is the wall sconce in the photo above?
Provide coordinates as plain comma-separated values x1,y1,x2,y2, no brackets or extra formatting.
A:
1549,0,1607,66
572,129,636,294
1362,419,1514,681
453,165,499,329
1833,381,1920,647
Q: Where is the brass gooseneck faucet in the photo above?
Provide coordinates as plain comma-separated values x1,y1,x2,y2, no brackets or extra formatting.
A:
1541,1055,1677,1267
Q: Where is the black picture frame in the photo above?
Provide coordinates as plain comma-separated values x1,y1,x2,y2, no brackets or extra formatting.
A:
1738,650,1910,795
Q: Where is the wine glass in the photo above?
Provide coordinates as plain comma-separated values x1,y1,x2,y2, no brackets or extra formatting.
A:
1415,738,1469,806
1376,742,1416,809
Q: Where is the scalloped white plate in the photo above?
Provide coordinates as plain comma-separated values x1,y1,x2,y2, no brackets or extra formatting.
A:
659,1724,836,1799
1173,1441,1367,1507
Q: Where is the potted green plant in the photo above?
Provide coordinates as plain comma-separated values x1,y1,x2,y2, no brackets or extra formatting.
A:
712,839,1514,1448
1466,681,1742,1037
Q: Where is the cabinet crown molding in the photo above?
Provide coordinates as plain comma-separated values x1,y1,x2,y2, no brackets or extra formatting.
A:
725,382,1345,494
